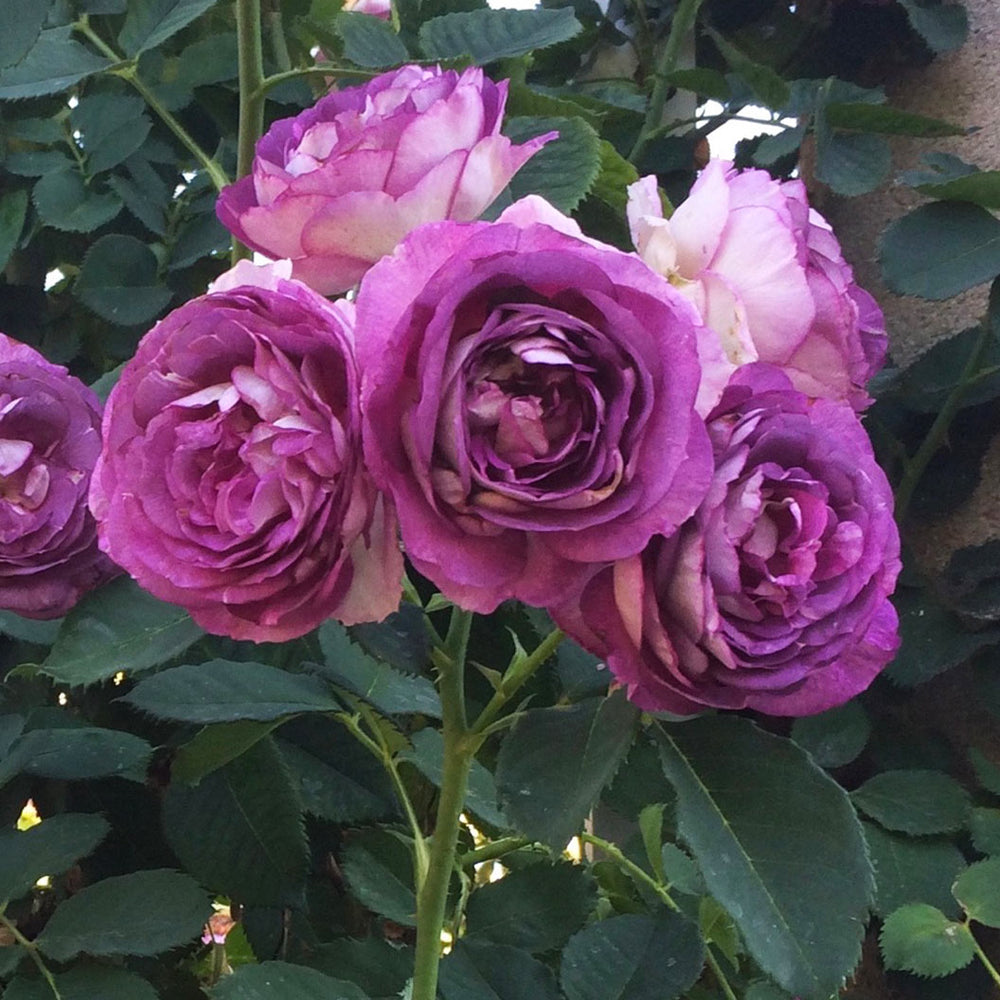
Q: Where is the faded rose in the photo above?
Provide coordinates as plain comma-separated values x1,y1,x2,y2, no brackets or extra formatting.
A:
357,198,713,613
627,162,887,412
216,65,554,296
90,262,402,642
0,335,117,618
555,365,900,716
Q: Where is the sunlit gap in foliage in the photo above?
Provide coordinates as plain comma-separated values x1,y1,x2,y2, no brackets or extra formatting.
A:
697,100,797,161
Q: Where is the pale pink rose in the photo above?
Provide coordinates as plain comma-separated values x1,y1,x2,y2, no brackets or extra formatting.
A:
626,162,887,412
217,66,555,296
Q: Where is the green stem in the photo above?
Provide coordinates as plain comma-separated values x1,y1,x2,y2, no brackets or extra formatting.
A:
0,913,62,1000
411,608,476,1000
333,710,430,882
233,0,266,262
580,833,738,1000
970,929,1000,989
894,315,993,522
252,65,377,102
629,0,706,164
72,18,229,192
459,836,531,868
471,628,564,736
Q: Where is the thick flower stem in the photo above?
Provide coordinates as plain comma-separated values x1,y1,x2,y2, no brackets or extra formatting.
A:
234,0,267,262
629,0,706,164
411,607,476,1000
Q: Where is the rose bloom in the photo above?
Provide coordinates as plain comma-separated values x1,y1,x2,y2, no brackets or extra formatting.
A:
357,197,713,613
216,65,554,296
627,162,887,413
554,364,900,717
90,262,402,642
0,334,117,618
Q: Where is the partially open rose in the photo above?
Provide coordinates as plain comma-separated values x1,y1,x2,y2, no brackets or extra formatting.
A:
627,162,887,413
0,334,117,618
555,364,900,716
217,65,554,295
91,262,402,642
356,198,713,613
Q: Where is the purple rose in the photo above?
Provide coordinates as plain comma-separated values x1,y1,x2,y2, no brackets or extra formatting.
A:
357,198,713,613
555,364,900,717
216,65,554,296
627,162,887,413
0,334,117,618
90,262,403,642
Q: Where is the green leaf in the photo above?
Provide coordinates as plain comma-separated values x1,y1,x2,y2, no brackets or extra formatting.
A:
0,0,51,69
656,716,873,1000
213,962,369,999
851,770,970,835
107,174,167,236
334,11,407,67
350,604,431,675
33,170,122,233
167,210,229,269
790,701,871,769
899,0,968,53
341,830,417,926
403,727,506,829
660,843,703,896
588,139,640,213
72,93,152,175
879,201,1000,300
439,940,561,1000
0,608,60,645
880,903,976,978
496,690,638,849
952,858,1000,927
970,808,1000,855
1,727,152,788
123,660,341,723
75,234,173,326
41,575,203,687
418,7,580,62
0,189,28,272
278,722,394,824
970,748,1000,798
744,982,795,1000
814,121,890,196
0,947,26,982
162,738,308,907
0,27,113,100
317,620,441,718
638,803,666,883
863,822,966,919
886,586,1000,686
0,814,109,903
307,937,411,997
36,869,212,961
699,895,740,969
706,28,789,109
906,169,1000,210
663,67,730,102
2,966,159,1000
824,102,964,137
753,124,807,167
465,862,595,952
560,913,705,1000
118,0,222,57
505,115,602,214
172,719,284,784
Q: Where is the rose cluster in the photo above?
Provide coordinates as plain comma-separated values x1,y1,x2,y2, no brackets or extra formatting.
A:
16,63,899,716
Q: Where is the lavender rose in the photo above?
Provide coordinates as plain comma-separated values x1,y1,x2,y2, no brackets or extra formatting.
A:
90,262,403,642
357,197,713,613
627,162,887,413
555,364,900,717
216,65,554,296
0,334,117,618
